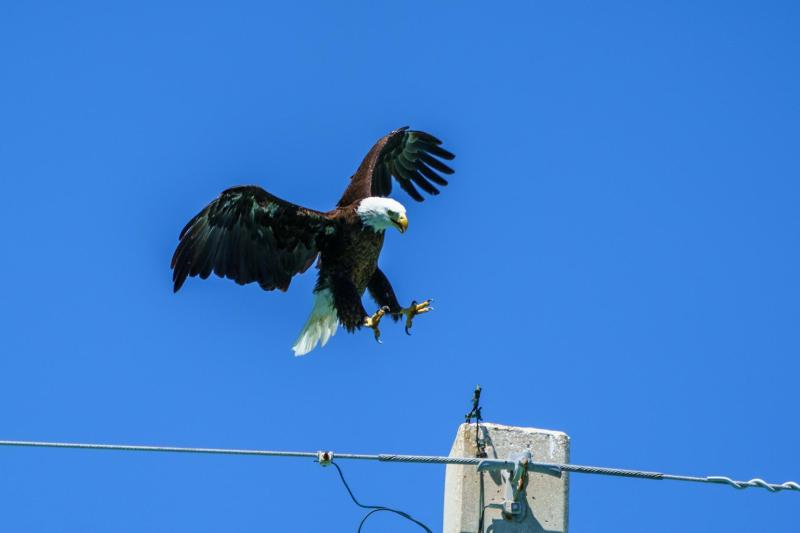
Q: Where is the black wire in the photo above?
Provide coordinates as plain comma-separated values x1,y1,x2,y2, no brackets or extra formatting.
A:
477,470,485,533
329,461,433,533
475,407,487,532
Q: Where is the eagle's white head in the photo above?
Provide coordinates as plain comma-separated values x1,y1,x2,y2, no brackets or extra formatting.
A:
357,197,408,233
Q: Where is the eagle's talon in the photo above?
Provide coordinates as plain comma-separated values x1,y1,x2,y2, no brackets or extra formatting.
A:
364,306,390,343
402,298,433,336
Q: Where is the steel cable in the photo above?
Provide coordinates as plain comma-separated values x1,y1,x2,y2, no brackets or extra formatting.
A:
0,439,796,493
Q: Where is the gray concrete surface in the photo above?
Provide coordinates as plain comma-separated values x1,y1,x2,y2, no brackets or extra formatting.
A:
443,422,570,533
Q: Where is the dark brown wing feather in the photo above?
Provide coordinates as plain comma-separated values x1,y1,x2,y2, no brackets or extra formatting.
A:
171,186,334,292
337,127,455,206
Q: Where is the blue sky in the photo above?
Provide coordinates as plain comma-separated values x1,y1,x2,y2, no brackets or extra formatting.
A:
1,1,798,531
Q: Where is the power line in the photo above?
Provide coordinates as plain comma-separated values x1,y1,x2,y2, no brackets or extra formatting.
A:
0,439,797,493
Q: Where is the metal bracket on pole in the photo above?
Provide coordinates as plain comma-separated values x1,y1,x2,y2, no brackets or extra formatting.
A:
477,450,562,519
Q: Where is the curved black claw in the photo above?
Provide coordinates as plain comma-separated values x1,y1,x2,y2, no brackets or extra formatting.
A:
403,299,433,335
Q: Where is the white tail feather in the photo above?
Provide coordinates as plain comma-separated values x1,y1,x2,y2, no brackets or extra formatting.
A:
292,289,339,356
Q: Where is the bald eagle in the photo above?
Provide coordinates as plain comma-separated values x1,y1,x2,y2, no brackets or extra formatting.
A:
171,127,455,355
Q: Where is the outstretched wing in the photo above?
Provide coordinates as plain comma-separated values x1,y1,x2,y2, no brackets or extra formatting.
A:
337,127,455,206
171,186,334,292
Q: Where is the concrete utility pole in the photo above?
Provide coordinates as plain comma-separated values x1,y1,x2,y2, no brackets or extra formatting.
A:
443,423,570,533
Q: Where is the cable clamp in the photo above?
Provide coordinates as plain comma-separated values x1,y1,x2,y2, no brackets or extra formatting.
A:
317,451,334,466
477,451,529,519
477,451,563,519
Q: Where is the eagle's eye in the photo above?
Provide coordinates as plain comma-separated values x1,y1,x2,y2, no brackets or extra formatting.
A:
387,210,398,218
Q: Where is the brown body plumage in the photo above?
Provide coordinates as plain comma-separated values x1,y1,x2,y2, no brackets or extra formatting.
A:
316,208,387,331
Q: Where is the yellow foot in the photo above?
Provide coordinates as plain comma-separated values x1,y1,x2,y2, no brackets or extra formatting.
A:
364,306,390,343
401,299,433,335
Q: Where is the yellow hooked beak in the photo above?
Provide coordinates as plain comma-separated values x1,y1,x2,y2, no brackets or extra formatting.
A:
395,213,409,233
